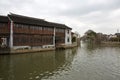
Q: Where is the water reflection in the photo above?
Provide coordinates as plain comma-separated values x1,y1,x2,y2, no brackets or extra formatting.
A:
0,48,77,80
0,43,120,80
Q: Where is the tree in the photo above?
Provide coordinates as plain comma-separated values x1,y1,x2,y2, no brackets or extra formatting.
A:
85,30,97,41
72,36,76,43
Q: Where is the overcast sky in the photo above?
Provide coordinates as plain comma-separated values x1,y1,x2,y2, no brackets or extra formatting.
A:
0,0,120,36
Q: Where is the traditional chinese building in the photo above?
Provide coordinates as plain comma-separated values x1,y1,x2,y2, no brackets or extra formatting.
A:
0,16,10,48
0,13,72,54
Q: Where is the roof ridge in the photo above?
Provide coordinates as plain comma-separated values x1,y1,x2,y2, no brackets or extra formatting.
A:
0,15,9,22
6,13,72,29
48,21,65,25
9,13,45,21
0,15,7,17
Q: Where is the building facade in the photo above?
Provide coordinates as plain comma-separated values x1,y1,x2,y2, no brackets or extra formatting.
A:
0,16,10,48
0,13,72,53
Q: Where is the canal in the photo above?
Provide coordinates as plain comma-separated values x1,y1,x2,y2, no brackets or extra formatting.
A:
0,42,120,80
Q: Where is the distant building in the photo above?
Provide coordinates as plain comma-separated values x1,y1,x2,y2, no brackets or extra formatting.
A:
115,33,120,38
0,13,72,53
71,32,80,46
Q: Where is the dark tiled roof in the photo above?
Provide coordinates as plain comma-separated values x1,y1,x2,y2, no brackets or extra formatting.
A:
8,13,49,26
48,22,72,29
115,33,120,36
115,33,120,35
8,13,72,29
0,15,9,23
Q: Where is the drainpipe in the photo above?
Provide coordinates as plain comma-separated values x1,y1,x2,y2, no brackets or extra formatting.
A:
8,16,13,49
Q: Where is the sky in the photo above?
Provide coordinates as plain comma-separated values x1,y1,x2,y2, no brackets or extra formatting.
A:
0,0,120,36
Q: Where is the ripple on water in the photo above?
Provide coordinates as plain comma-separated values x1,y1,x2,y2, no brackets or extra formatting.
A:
35,76,40,79
0,78,3,80
0,44,120,80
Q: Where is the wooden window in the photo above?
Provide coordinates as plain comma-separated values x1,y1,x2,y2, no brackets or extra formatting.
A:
38,27,42,30
0,23,6,27
67,30,69,34
67,37,69,42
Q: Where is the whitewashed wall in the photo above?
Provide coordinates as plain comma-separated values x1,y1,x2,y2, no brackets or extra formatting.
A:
65,29,72,45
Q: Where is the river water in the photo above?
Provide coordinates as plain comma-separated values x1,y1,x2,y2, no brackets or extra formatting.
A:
0,42,120,80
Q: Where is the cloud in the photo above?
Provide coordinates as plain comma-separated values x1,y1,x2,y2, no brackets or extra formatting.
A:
55,0,120,17
0,0,120,35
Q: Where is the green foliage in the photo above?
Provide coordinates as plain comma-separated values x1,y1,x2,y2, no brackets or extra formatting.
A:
109,37,120,42
86,30,97,40
87,31,96,37
72,37,76,43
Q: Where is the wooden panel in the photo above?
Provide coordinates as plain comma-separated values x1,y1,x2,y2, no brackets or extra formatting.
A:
55,29,65,45
0,23,9,34
56,32,65,36
13,23,54,35
55,35,65,45
13,34,53,46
